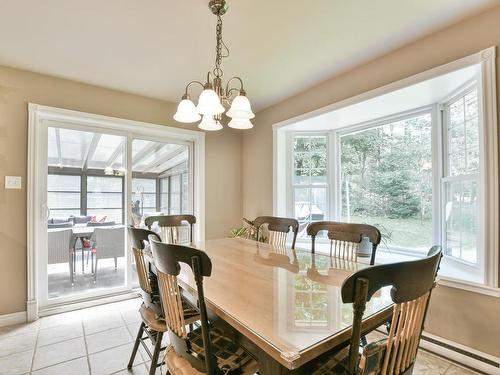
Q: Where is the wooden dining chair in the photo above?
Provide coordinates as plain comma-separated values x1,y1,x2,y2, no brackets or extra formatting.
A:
253,216,299,249
307,221,381,265
149,238,259,375
145,214,196,244
127,227,200,375
306,246,442,375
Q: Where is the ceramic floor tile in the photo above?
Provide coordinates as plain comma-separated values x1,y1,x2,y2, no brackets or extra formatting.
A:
32,336,87,370
413,351,452,374
31,356,90,375
111,363,149,375
39,310,82,330
444,364,481,374
120,309,141,325
37,321,84,347
0,331,37,358
86,326,133,354
0,321,40,338
83,312,125,335
89,342,144,375
0,349,33,375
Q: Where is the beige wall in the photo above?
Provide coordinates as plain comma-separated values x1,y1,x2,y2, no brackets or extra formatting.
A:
243,5,500,357
0,66,243,315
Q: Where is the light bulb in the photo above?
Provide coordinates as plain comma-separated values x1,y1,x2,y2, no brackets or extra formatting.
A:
228,118,253,129
198,115,223,131
226,94,254,119
197,89,225,115
173,99,201,123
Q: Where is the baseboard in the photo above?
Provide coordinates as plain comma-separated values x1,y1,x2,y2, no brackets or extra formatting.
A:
420,332,500,375
0,311,27,327
38,291,140,317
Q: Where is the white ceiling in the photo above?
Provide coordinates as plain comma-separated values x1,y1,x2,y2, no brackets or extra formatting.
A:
0,0,496,110
286,64,480,131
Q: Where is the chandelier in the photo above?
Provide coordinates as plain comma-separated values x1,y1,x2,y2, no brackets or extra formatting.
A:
173,0,254,131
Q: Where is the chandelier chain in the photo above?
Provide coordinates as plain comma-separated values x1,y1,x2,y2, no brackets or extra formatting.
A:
214,14,229,79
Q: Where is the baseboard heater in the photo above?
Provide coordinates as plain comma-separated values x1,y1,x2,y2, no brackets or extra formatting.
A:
420,333,500,374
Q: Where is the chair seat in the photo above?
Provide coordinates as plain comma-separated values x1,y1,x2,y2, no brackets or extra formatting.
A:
139,298,200,333
309,346,350,375
164,344,258,375
187,326,256,374
309,338,388,375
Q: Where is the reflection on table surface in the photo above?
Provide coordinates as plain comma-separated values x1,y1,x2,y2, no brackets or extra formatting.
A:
177,237,393,359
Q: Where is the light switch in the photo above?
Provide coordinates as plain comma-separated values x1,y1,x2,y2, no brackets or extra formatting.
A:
5,176,22,189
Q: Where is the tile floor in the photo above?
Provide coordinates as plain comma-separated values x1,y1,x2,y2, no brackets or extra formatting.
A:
0,298,482,375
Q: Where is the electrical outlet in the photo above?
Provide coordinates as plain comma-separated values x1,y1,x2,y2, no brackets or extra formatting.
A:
5,176,22,189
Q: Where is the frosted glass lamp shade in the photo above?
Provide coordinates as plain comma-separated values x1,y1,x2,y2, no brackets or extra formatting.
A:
226,95,255,119
198,115,223,131
173,99,201,123
197,89,225,115
228,118,253,129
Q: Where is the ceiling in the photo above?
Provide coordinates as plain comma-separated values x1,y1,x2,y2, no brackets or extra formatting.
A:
0,0,496,111
286,64,480,131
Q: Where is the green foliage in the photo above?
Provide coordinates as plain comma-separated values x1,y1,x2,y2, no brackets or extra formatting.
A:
341,115,433,223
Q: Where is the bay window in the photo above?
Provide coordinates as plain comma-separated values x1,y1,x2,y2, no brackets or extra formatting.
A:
277,58,498,290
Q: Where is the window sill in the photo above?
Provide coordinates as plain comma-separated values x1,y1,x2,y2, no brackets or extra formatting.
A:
295,240,500,298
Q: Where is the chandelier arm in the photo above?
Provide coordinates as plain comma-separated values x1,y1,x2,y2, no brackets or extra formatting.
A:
183,80,205,98
225,76,245,96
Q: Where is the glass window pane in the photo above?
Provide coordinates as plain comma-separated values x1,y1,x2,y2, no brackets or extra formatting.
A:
87,176,122,192
48,175,80,191
444,180,478,263
87,193,123,208
447,89,479,176
182,173,190,213
48,192,80,208
341,113,433,252
132,178,156,193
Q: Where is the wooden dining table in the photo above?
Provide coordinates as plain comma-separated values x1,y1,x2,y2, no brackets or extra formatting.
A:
150,237,394,374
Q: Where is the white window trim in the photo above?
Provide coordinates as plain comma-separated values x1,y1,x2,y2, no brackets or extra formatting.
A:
273,47,498,296
27,103,206,320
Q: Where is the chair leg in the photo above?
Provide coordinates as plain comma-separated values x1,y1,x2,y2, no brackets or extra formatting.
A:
94,257,98,283
128,322,145,369
69,250,74,285
149,331,163,375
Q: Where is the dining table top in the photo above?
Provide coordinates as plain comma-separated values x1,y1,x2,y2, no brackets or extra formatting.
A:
173,237,394,370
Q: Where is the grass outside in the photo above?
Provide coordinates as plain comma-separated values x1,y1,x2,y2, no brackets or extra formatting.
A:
345,215,433,252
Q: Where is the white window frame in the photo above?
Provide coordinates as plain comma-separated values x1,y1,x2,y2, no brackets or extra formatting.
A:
439,82,485,283
273,47,498,295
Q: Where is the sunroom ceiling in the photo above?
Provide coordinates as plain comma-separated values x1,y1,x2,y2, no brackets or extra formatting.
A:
48,128,188,175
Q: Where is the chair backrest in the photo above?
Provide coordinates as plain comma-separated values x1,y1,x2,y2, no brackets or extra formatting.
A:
93,227,125,259
253,216,299,249
149,238,216,375
307,221,381,265
127,226,160,295
341,246,442,375
47,228,73,264
145,214,196,244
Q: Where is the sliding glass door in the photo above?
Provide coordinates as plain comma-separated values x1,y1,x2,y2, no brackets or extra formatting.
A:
39,123,193,308
44,125,128,304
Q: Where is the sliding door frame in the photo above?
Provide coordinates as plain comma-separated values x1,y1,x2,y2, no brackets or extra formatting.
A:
27,103,205,320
